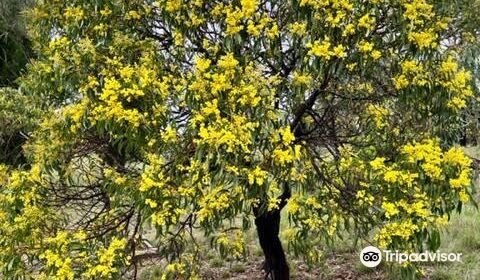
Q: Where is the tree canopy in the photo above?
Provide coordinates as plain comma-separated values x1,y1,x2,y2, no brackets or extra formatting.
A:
0,0,479,279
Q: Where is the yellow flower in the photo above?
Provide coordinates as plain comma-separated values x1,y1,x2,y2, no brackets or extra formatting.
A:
408,29,438,49
371,50,381,60
403,0,434,24
225,6,244,35
145,198,158,208
126,10,141,20
288,22,307,36
384,170,400,183
279,126,295,145
366,104,390,129
73,231,87,241
447,96,467,110
382,201,399,218
332,44,347,58
370,157,386,170
443,147,472,167
248,166,268,186
292,71,312,85
307,38,332,60
172,30,184,46
268,197,280,211
165,0,183,13
375,220,419,248
100,8,112,16
436,214,449,226
358,13,375,30
459,190,469,202
346,63,357,71
393,74,409,89
449,169,470,189
84,238,127,278
342,23,355,36
356,190,366,199
266,23,279,39
195,56,211,72
64,7,85,21
287,196,301,214
218,53,239,69
273,148,294,165
247,21,261,36
440,56,458,74
56,258,74,280
241,0,259,17
162,125,177,142
358,40,374,53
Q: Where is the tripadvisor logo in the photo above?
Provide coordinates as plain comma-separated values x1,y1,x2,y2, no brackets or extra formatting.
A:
360,246,462,268
360,246,382,268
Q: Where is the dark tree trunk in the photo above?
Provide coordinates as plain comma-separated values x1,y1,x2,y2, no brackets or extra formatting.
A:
460,130,467,146
254,188,291,280
459,113,467,146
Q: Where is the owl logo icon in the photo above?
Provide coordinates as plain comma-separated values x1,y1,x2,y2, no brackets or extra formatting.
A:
360,246,382,268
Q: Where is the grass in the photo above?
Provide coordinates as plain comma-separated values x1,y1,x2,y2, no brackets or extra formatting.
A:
424,204,480,280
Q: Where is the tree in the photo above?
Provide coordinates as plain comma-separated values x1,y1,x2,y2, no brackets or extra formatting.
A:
0,0,479,279
0,87,43,166
0,0,34,86
0,0,41,171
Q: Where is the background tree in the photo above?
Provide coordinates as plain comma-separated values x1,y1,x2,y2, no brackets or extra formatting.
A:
0,88,42,166
0,0,40,168
0,0,33,86
459,15,480,146
0,0,479,279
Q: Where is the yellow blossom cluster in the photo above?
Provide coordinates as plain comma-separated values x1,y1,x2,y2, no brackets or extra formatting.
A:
84,238,128,278
215,230,246,259
365,140,473,249
392,55,474,110
197,186,232,223
393,59,427,90
375,219,420,249
402,0,439,49
366,104,391,129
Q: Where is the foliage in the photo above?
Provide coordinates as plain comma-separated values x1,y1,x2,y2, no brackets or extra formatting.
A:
0,0,479,279
0,0,34,86
0,88,43,166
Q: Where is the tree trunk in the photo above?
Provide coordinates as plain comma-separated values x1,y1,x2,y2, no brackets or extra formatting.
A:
460,128,467,146
459,113,467,146
254,188,291,280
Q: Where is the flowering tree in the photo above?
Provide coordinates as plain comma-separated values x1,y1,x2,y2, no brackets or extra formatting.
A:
0,0,479,279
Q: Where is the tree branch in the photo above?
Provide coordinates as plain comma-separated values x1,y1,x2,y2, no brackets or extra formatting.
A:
290,74,330,137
